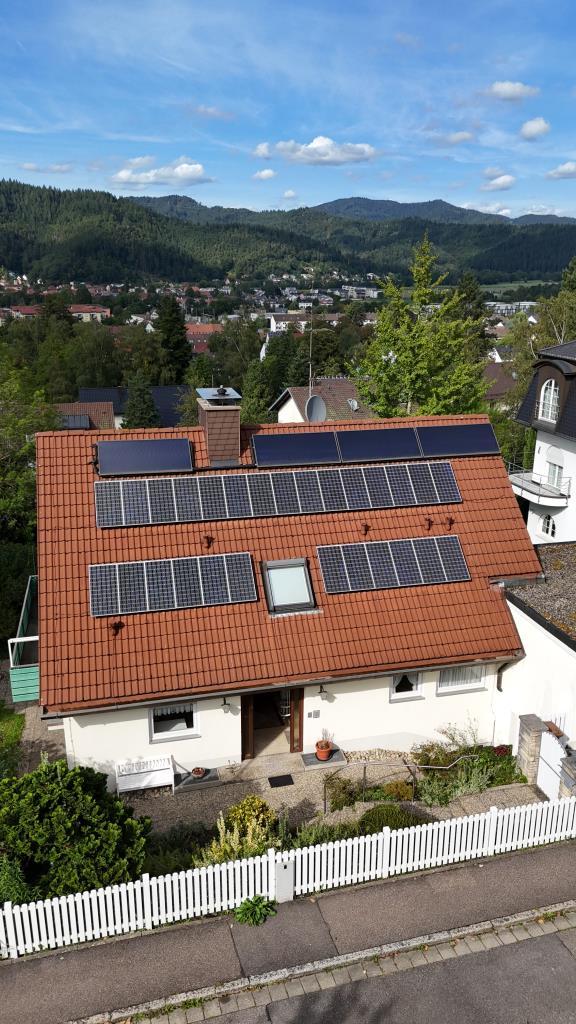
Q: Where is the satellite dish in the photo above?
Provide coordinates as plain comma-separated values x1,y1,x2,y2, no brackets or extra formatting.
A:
305,394,327,423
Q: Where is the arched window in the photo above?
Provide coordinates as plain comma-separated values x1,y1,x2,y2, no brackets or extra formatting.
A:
540,514,556,538
539,379,560,422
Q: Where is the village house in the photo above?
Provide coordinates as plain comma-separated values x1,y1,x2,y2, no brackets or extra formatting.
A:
270,377,374,423
9,395,542,790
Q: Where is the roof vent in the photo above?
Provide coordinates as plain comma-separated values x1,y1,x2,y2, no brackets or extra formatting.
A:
196,386,241,407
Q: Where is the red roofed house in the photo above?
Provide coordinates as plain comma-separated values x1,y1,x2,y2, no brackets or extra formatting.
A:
68,305,111,322
185,322,223,356
13,391,542,789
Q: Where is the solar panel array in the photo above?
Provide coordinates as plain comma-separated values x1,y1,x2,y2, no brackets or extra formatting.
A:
97,438,193,477
317,535,470,595
89,552,257,617
94,461,461,528
252,423,500,468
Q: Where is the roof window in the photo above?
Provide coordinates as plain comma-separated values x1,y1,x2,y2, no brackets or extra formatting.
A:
262,558,315,613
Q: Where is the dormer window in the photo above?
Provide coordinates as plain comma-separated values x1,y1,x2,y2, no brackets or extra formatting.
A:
539,379,560,423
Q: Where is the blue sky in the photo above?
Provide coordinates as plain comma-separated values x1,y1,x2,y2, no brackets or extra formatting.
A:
2,0,576,216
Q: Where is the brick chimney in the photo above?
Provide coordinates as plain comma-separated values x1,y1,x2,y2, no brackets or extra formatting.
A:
196,386,241,466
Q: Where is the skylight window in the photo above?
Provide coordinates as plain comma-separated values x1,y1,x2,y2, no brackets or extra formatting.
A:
262,559,315,613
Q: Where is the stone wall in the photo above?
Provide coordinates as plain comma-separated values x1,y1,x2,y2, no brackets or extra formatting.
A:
516,714,547,784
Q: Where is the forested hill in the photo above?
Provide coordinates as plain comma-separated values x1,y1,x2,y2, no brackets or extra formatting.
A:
2,179,576,284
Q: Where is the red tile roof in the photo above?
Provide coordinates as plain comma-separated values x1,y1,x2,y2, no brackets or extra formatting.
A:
55,402,115,429
271,378,374,420
36,414,541,713
185,323,224,336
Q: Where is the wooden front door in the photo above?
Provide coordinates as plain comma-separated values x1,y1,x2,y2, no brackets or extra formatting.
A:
289,688,304,753
241,694,254,760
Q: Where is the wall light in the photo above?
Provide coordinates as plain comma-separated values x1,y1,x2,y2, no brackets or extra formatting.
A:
318,685,329,701
221,697,231,713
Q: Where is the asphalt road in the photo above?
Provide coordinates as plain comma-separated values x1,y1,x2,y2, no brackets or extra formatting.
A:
2,843,576,1024
216,933,576,1024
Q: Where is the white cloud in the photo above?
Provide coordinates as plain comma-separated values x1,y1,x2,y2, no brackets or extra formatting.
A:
253,142,271,158
21,161,72,173
394,32,420,48
191,104,232,120
520,116,550,140
481,173,516,191
253,168,276,180
125,155,155,167
471,202,512,217
547,162,576,179
483,166,504,179
283,189,297,199
111,156,213,186
275,135,376,165
445,131,474,145
486,80,539,101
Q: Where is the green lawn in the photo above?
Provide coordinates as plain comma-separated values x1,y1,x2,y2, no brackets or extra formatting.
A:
0,702,24,778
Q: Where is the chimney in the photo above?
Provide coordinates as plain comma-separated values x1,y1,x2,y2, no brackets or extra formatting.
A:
196,386,241,466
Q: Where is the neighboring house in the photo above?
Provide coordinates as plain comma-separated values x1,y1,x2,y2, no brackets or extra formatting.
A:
185,322,223,355
78,386,189,428
55,402,115,430
13,403,542,789
511,340,576,544
270,378,375,423
483,362,516,410
498,543,576,748
68,305,111,322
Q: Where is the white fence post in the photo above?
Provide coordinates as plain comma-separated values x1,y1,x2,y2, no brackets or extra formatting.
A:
485,806,499,857
268,849,277,900
141,873,152,931
2,903,19,959
379,827,391,879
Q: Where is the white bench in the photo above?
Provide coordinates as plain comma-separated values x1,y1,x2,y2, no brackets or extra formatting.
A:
115,756,175,794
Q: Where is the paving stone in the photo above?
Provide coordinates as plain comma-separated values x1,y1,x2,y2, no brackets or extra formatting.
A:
185,1008,206,1023
393,953,413,971
563,911,576,927
217,994,238,1013
317,972,337,990
285,979,305,998
236,991,257,1009
362,960,383,977
168,1010,188,1024
331,966,351,985
511,925,531,941
479,932,502,950
348,963,367,982
423,947,444,963
538,918,560,934
554,917,573,931
525,922,545,937
152,1016,170,1024
463,936,485,953
496,929,517,945
437,943,457,960
269,983,288,1002
301,975,321,992
408,951,428,967
379,957,399,975
251,987,271,1006
203,1001,221,1019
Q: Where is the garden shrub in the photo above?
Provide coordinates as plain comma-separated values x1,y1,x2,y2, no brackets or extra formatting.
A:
0,760,151,897
417,772,454,806
325,775,358,811
358,805,424,834
194,812,280,866
291,820,360,848
0,854,37,904
224,796,278,834
0,702,24,781
144,822,213,875
363,779,414,803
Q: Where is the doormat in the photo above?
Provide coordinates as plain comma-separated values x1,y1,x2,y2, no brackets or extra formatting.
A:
268,774,294,788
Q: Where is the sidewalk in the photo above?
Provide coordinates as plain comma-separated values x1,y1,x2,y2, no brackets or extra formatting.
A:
2,841,576,1024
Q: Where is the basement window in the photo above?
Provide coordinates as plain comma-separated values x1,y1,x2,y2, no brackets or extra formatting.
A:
151,702,198,741
390,672,422,702
262,558,315,613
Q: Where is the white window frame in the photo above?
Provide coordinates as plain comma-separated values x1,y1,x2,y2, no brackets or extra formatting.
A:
261,558,315,614
437,665,487,695
149,701,200,743
546,462,563,490
389,672,423,702
538,378,560,423
539,514,557,538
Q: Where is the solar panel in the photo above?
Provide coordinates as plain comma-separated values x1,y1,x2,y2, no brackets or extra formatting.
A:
337,427,421,463
407,464,438,505
122,480,149,526
363,466,393,507
174,478,202,522
385,465,416,507
89,552,257,616
148,478,177,524
294,471,325,513
318,469,348,511
316,535,469,595
94,481,123,528
416,423,499,458
198,477,227,520
252,431,340,467
272,473,300,515
429,463,461,503
98,438,193,476
247,475,276,516
435,536,470,581
224,476,252,518
340,467,370,509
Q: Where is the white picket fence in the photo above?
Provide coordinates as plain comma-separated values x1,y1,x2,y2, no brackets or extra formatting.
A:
2,795,575,959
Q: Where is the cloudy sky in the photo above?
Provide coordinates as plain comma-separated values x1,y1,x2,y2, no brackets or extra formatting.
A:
2,0,576,216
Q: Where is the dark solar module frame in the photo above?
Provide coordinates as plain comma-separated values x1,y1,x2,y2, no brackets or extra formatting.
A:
98,438,193,476
337,427,421,463
88,552,257,617
416,423,500,458
317,535,470,595
252,431,340,467
94,461,461,528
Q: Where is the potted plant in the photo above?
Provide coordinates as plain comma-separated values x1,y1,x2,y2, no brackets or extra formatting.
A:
315,729,334,762
191,766,206,779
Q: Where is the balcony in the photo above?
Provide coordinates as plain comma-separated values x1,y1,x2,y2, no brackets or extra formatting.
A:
8,575,39,702
508,465,571,508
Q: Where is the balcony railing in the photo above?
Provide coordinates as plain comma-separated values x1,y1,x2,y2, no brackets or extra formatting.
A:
508,464,571,507
8,575,39,702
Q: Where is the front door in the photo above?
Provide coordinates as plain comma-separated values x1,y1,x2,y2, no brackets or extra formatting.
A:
241,694,254,760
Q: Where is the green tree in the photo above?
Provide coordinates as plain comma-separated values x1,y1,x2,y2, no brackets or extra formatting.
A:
561,255,576,293
74,284,93,305
411,233,446,310
209,320,262,387
0,542,36,648
0,761,151,897
451,271,491,360
241,359,273,423
177,356,214,425
69,323,122,389
156,297,190,383
121,373,160,428
118,326,167,386
536,290,576,347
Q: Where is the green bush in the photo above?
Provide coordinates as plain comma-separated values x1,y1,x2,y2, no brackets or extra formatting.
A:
0,760,151,897
358,805,424,834
0,702,24,781
417,772,454,807
291,820,360,848
233,894,277,926
0,854,37,904
224,796,278,834
144,823,212,875
363,779,414,803
194,812,280,866
325,775,358,811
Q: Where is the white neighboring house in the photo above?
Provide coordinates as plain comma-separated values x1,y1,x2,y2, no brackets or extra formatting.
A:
270,377,374,424
497,543,576,750
510,341,576,544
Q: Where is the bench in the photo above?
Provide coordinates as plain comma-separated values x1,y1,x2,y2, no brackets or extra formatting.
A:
115,756,175,794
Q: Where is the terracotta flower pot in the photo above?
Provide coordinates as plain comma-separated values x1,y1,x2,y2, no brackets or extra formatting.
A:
315,741,332,762
192,767,206,778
